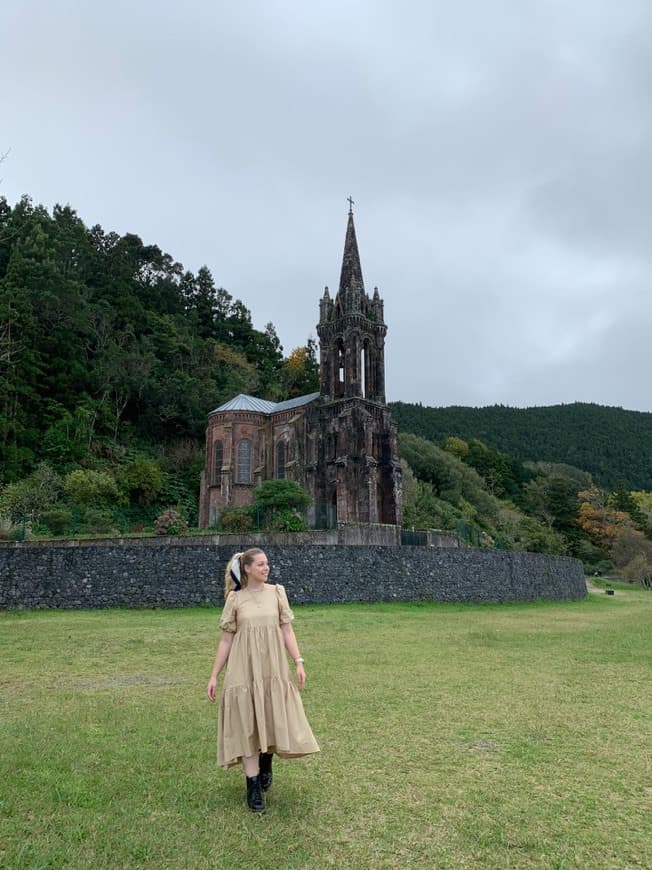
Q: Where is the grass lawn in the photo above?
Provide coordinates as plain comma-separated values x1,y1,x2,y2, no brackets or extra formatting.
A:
1,587,650,869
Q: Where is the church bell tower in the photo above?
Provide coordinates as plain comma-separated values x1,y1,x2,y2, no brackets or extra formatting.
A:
307,201,402,528
317,201,387,403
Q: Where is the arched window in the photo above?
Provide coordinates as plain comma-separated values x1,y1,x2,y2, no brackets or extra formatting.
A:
236,439,252,484
213,440,223,484
276,440,286,479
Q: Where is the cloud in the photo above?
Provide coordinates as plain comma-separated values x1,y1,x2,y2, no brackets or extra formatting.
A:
2,0,652,412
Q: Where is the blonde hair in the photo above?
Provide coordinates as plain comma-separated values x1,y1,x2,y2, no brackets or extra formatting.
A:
223,548,265,598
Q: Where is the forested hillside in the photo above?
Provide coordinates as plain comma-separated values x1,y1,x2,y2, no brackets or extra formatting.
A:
390,401,652,490
0,196,318,527
392,402,652,582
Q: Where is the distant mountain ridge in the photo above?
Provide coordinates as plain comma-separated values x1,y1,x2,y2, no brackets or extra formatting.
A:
389,401,652,491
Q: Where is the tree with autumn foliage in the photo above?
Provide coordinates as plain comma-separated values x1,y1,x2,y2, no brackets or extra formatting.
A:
577,486,652,582
281,338,319,397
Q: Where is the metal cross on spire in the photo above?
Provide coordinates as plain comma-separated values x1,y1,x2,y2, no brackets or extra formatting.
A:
347,195,355,213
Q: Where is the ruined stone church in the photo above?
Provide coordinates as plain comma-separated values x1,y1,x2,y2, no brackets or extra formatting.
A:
198,207,402,529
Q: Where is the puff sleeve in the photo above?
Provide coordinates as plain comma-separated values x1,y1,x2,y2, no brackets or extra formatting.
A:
219,591,238,633
275,584,294,624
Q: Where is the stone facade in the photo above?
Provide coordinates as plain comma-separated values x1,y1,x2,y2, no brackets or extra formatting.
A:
0,539,587,610
199,208,402,529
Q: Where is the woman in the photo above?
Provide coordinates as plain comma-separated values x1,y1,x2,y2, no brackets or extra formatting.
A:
207,548,319,812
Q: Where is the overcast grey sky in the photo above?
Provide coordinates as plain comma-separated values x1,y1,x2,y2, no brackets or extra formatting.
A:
3,0,651,412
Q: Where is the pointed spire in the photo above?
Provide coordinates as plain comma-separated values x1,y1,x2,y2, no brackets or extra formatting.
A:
338,201,364,294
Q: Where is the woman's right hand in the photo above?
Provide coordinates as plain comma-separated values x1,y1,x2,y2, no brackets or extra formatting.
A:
207,675,218,702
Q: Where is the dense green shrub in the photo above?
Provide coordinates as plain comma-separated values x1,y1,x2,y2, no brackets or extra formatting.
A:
80,509,120,536
117,458,164,506
38,508,74,537
268,508,307,532
0,463,63,521
249,479,311,530
252,479,311,512
218,507,254,534
64,469,124,508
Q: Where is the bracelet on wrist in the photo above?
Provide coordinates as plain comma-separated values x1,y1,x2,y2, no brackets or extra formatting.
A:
294,657,304,664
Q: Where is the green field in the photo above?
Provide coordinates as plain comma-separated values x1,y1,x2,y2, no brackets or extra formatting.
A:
1,589,650,869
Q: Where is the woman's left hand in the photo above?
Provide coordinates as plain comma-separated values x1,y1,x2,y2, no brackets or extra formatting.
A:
296,663,306,690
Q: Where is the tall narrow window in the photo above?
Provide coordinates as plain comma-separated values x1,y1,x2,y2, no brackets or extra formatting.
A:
329,487,338,527
213,440,223,484
236,439,252,484
276,440,286,479
336,342,345,397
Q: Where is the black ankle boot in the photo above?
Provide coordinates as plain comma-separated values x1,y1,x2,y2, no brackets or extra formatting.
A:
246,775,265,813
259,752,273,791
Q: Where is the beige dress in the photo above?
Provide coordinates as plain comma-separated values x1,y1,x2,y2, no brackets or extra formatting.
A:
217,583,320,769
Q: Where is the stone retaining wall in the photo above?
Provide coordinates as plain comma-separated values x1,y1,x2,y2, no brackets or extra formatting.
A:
0,538,586,609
